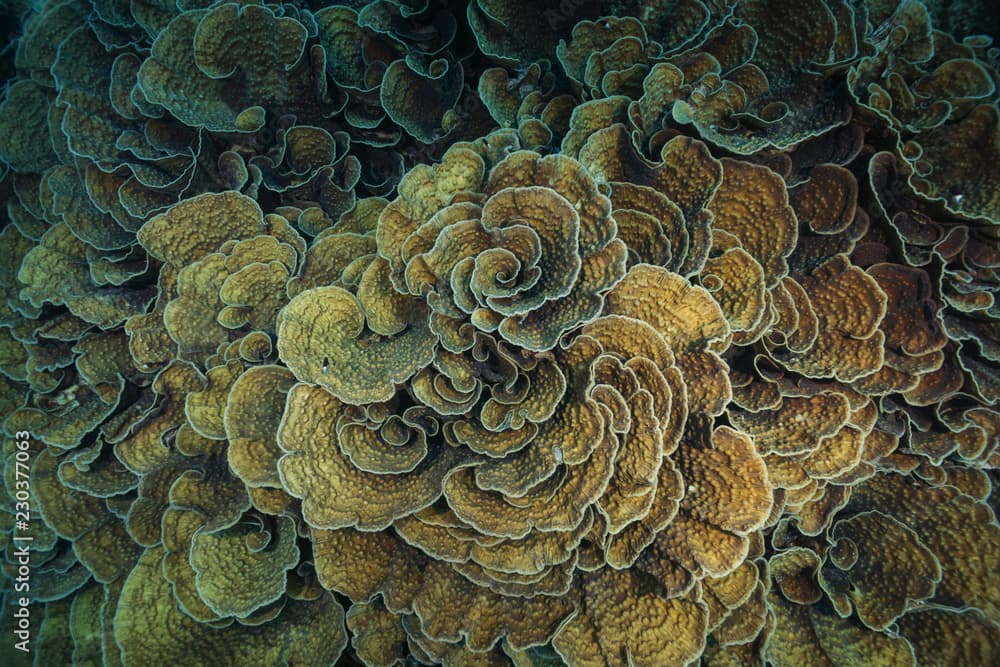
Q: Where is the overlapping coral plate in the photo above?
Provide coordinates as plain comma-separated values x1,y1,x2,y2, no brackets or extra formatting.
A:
1,0,998,665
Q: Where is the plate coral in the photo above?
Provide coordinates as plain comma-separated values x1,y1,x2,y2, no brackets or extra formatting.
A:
1,0,999,665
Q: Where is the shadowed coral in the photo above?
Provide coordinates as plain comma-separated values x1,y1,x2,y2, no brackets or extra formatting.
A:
788,164,857,235
312,527,427,611
558,17,650,94
67,583,104,664
897,606,1000,665
845,472,1000,618
639,427,772,586
0,80,59,172
143,205,305,363
765,589,915,666
672,0,857,154
577,125,722,276
19,224,155,328
137,4,331,133
0,225,39,326
347,599,409,667
382,56,463,143
71,330,134,399
701,248,767,333
286,229,378,296
116,547,347,664
160,464,252,622
5,378,123,450
162,253,231,363
769,548,823,605
314,6,376,92
818,510,941,630
853,263,948,395
2,0,1000,663
603,264,730,416
908,104,1000,222
32,450,141,583
112,361,204,474
124,264,178,372
467,0,602,64
13,0,89,85
410,560,575,650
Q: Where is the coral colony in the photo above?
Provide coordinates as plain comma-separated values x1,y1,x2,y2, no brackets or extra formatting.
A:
1,0,999,665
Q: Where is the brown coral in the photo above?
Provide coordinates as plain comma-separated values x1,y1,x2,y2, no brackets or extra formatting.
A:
2,1,999,665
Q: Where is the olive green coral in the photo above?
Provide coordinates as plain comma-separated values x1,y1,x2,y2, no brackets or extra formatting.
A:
1,0,999,665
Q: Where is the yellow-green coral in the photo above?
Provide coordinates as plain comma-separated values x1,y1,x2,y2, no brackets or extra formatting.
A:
1,1,999,665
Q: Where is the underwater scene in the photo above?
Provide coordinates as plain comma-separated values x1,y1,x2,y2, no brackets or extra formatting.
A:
0,0,999,665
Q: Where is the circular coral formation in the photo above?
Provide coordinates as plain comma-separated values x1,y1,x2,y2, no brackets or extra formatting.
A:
1,1,999,666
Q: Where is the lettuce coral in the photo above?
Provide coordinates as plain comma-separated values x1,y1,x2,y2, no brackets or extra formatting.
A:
1,1,999,666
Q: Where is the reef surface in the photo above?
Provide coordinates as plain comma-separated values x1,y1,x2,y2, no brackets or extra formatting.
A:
0,0,999,665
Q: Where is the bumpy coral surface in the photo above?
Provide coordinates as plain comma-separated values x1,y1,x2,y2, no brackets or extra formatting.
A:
1,1,999,665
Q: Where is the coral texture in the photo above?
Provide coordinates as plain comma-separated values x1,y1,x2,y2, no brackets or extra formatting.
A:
1,0,999,665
